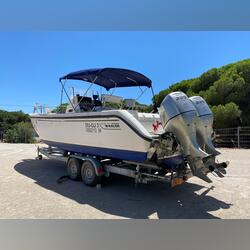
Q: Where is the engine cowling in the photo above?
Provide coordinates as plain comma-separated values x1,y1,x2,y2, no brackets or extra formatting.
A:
158,91,228,183
159,91,215,182
189,96,220,156
159,91,208,159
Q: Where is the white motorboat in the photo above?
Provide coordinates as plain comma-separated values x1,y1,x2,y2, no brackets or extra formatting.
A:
30,68,228,183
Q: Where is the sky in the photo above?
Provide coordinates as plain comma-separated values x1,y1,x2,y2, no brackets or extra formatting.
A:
1,31,250,113
1,0,250,30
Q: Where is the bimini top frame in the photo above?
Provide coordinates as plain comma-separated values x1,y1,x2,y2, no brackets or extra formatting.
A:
59,67,157,112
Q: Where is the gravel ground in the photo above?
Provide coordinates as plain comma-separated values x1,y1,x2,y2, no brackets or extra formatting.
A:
0,143,249,219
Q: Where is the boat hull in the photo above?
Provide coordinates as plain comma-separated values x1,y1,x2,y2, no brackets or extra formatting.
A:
41,140,148,162
30,111,153,162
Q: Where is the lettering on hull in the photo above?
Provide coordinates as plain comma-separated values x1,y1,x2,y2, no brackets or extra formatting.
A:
84,121,121,133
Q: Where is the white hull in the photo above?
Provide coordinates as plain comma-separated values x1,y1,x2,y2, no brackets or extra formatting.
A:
30,110,157,162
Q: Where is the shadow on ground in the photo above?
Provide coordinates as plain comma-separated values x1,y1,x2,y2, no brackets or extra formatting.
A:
14,159,232,219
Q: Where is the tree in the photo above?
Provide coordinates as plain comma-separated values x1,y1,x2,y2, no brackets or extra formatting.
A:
4,122,34,143
211,103,241,128
0,110,32,142
51,103,68,113
153,58,250,128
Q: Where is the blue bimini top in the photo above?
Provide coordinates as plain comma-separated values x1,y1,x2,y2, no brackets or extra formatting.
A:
59,67,152,90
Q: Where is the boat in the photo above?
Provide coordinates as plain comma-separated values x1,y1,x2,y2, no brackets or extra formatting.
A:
30,68,228,183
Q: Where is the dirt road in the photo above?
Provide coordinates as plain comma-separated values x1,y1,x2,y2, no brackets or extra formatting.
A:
0,143,249,219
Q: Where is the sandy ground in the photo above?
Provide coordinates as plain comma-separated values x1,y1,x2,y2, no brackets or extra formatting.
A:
0,143,249,219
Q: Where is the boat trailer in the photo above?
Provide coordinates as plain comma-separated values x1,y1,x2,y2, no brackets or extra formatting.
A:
36,146,193,188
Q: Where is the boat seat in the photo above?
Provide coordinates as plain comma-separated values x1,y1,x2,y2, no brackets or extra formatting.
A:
123,99,136,109
94,100,102,106
102,94,123,104
93,94,102,107
78,96,93,111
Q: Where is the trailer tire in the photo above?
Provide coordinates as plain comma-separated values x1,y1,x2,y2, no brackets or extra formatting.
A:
67,158,82,180
81,160,101,186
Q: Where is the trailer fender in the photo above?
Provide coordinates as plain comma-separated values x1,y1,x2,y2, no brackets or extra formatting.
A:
67,156,104,176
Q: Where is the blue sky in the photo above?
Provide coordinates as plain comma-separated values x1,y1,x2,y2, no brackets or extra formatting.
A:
1,32,250,113
1,0,250,30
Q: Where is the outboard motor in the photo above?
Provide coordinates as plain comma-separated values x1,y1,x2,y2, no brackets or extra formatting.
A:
159,92,208,159
189,96,220,156
190,96,228,175
159,91,228,183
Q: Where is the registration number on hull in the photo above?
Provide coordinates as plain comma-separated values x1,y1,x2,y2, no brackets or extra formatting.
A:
84,121,121,133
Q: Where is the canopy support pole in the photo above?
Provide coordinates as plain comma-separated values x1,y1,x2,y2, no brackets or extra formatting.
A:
150,87,158,113
60,79,76,112
60,82,64,113
136,87,147,101
73,75,98,111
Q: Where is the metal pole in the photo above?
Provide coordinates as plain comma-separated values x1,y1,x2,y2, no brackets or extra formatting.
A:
237,126,240,148
150,87,157,113
60,79,76,112
60,83,64,113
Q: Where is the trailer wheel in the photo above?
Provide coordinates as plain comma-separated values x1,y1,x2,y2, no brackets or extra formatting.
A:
67,158,82,180
81,160,101,186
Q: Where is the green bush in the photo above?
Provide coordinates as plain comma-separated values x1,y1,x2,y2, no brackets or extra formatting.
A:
211,103,241,128
4,122,34,143
0,109,30,133
4,128,19,143
51,103,68,113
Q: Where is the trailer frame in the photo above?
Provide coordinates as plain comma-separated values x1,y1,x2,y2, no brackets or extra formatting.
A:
36,146,193,187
